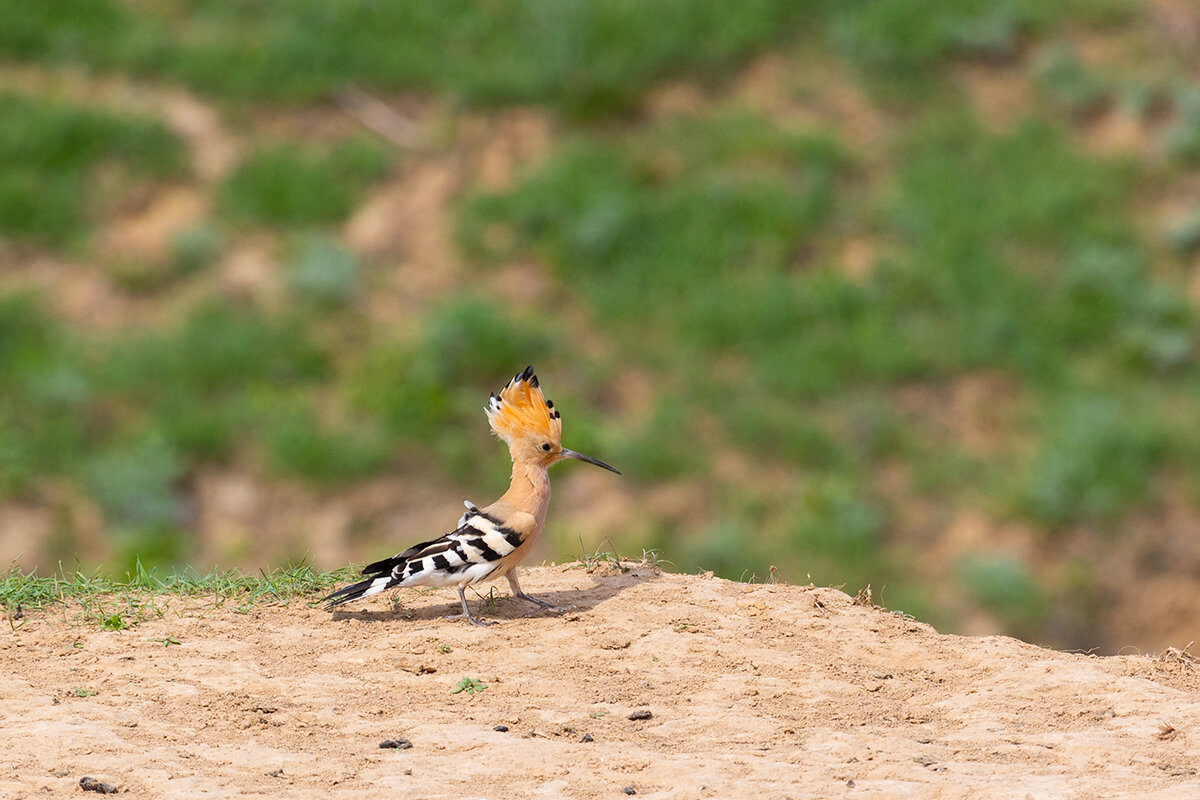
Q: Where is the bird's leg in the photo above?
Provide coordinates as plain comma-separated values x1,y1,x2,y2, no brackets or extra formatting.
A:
445,585,494,627
506,571,571,613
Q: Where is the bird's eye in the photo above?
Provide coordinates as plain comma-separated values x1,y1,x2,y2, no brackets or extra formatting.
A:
541,443,552,452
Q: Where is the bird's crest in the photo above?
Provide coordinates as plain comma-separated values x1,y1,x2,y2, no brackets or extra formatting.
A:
486,366,562,445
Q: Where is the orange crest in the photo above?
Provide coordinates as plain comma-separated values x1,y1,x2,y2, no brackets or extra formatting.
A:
486,366,562,446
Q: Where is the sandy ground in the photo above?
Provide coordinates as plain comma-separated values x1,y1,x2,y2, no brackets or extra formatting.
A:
3,564,1199,799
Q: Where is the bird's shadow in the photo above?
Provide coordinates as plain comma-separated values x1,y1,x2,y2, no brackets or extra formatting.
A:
327,565,661,625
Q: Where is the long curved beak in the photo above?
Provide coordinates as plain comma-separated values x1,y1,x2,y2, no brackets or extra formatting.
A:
560,449,621,475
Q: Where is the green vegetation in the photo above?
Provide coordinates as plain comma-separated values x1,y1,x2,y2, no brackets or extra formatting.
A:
460,105,1194,608
167,224,224,277
829,0,1074,99
956,554,1047,636
218,140,390,227
0,92,183,246
1,561,357,627
450,676,488,696
1032,45,1111,116
347,297,554,480
0,0,810,114
264,401,391,483
1020,393,1168,526
284,234,361,308
0,294,91,497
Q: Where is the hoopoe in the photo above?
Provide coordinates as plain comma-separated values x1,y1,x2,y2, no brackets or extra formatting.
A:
324,366,619,625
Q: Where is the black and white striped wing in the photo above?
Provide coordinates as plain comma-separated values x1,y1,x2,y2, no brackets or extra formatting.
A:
391,508,528,588
324,508,532,608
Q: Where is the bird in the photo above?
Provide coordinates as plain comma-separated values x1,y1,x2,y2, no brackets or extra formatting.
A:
323,366,620,625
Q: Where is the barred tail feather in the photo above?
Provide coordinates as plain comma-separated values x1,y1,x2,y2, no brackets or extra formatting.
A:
323,508,530,611
323,571,396,609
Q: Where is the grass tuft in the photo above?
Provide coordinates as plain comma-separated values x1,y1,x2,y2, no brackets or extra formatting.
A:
1,560,359,627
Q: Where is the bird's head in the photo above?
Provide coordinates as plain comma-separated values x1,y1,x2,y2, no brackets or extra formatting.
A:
486,366,620,475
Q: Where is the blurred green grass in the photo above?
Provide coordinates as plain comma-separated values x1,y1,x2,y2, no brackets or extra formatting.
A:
0,0,812,114
0,93,183,247
218,139,391,227
0,0,1194,649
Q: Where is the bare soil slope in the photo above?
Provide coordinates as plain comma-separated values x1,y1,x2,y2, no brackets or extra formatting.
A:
3,566,1199,799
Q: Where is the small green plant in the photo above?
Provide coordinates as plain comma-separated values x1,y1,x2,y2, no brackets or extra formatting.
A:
389,596,412,618
469,586,500,614
450,677,488,696
589,710,606,719
438,644,452,654
147,636,181,647
571,546,620,573
639,549,666,567
100,613,127,630
72,687,98,697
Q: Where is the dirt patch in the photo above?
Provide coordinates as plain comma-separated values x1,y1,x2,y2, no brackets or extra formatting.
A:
459,108,554,192
3,567,1199,799
893,372,1028,458
1152,0,1200,51
959,62,1037,132
839,236,882,282
98,186,208,264
1090,488,1200,653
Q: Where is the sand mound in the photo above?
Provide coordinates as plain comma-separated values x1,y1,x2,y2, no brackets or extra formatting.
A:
3,565,1199,798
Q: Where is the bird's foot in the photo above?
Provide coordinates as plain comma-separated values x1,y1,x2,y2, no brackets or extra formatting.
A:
451,586,496,626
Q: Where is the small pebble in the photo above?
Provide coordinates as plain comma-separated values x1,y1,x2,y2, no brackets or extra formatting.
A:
580,733,594,743
79,776,118,794
627,710,652,721
493,725,509,732
624,787,637,795
379,738,413,750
